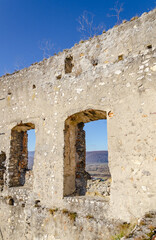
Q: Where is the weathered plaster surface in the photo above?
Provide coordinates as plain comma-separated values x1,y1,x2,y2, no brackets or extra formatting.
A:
0,9,156,239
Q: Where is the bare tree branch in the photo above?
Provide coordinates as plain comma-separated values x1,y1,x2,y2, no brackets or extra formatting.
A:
14,57,27,71
39,39,56,58
77,11,104,39
108,1,124,25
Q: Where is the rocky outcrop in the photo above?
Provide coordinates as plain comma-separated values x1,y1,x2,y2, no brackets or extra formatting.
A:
122,211,156,240
86,178,111,198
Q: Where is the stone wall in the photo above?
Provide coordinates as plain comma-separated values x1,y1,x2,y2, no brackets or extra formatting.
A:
8,123,35,187
0,152,6,188
9,130,28,187
86,179,111,198
75,122,91,195
0,9,156,239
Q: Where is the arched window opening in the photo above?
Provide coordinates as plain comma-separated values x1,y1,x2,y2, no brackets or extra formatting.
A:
8,123,35,187
63,109,111,197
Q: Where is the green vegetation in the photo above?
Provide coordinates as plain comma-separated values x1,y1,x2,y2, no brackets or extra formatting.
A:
112,233,124,240
111,222,137,240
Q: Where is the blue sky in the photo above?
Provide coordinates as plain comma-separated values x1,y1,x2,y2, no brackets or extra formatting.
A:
84,120,108,151
1,0,155,151
28,130,36,151
0,0,155,75
28,119,108,151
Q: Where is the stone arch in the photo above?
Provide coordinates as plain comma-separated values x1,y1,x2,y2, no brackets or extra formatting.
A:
8,122,35,187
63,109,108,196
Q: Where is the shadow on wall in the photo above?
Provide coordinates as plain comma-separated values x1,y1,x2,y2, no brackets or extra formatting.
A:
0,151,6,189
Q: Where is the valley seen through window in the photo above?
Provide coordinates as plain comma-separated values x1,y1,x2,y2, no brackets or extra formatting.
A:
28,120,111,181
84,119,110,181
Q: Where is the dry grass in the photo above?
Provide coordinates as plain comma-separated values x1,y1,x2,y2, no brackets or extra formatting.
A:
62,209,77,221
49,208,58,215
86,214,94,219
112,222,137,240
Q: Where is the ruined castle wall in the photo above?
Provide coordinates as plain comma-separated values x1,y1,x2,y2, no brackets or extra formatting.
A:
0,9,156,239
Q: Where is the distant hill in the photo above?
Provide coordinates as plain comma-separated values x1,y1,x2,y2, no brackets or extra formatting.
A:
28,151,34,170
28,150,108,168
86,151,108,164
86,151,109,179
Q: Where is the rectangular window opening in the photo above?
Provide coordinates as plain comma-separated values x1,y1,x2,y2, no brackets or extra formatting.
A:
8,123,35,187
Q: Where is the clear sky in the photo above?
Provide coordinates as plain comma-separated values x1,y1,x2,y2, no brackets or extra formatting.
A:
1,0,155,151
28,120,108,151
0,0,155,75
28,129,36,151
84,120,108,151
